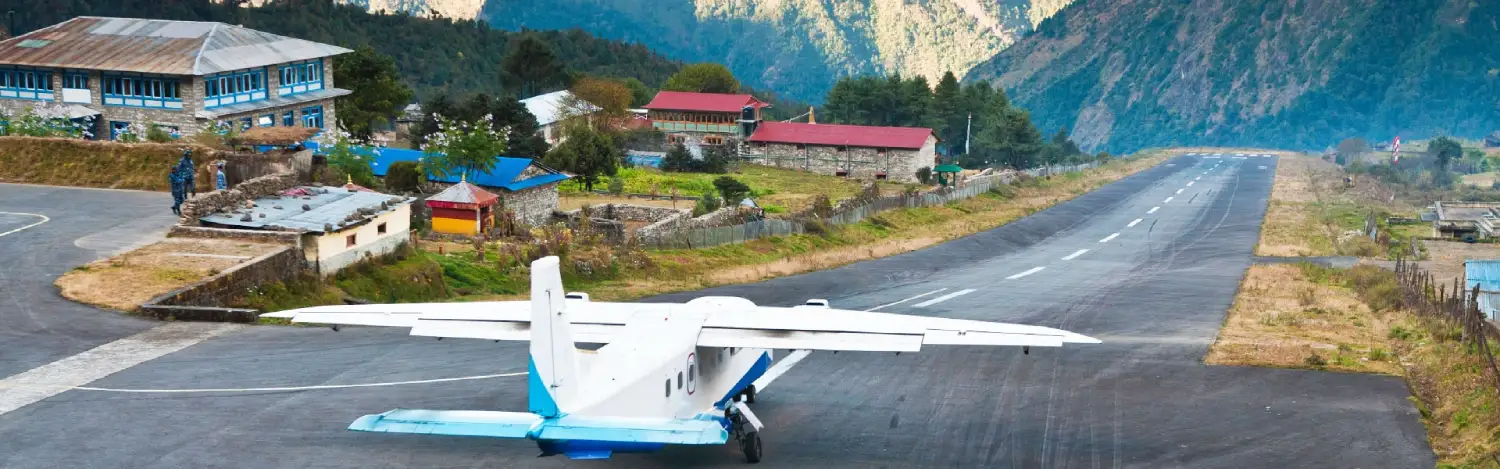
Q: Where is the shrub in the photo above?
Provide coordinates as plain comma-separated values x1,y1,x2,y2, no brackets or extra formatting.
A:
988,183,1016,199
693,189,721,216
802,218,828,235
608,177,625,195
1304,352,1327,368
145,124,173,143
713,176,750,206
915,166,933,185
386,161,423,193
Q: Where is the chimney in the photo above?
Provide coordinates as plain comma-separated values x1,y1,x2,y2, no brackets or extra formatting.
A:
809,106,815,124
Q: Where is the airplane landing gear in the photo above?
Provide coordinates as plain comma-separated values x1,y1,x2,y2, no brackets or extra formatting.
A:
743,385,757,404
727,401,764,464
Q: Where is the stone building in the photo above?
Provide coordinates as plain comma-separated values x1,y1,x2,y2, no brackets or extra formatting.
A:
642,91,768,152
742,121,938,182
365,147,570,226
195,183,415,276
0,16,351,140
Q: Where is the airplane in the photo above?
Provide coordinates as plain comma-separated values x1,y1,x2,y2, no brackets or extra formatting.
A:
261,256,1100,463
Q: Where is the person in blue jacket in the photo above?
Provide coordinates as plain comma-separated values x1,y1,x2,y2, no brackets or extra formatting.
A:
170,149,196,215
215,161,227,191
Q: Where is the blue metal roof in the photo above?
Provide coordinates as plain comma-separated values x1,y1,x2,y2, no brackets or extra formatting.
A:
198,186,413,233
1467,260,1500,292
332,145,568,192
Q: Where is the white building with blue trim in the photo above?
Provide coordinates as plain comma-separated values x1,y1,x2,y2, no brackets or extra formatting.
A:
0,16,351,140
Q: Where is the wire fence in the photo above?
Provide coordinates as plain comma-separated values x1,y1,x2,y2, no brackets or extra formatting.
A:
1394,256,1500,391
638,162,1101,249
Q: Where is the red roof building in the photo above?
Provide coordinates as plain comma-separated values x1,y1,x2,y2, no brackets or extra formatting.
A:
747,122,937,150
643,91,770,140
643,91,769,113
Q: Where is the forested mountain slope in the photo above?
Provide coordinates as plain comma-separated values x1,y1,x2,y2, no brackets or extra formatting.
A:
967,0,1500,153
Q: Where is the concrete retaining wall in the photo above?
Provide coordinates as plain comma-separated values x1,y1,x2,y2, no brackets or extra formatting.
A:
167,225,302,246
139,245,305,322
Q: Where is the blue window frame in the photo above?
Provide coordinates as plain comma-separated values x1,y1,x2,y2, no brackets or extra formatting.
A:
278,60,324,96
62,73,87,90
204,69,268,109
259,114,275,127
282,111,294,127
101,74,181,109
240,118,253,132
109,121,130,141
0,68,54,101
301,106,323,129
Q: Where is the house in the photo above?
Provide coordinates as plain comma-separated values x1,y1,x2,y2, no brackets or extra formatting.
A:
365,147,570,226
742,121,939,182
394,103,423,138
196,185,414,276
0,16,352,140
521,90,600,145
643,91,768,149
425,179,499,236
1485,131,1500,149
1431,201,1500,240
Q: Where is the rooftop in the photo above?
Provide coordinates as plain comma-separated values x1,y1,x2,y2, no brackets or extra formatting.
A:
521,90,600,126
198,186,412,233
426,180,499,207
748,121,937,150
0,16,353,76
361,147,570,192
643,91,769,114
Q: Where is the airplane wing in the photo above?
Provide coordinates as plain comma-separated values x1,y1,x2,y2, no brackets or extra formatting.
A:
262,296,1097,351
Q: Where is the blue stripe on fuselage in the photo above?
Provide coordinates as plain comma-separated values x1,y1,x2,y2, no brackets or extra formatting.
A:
714,351,772,409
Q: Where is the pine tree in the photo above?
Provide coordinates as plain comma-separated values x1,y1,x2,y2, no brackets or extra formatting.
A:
502,33,569,99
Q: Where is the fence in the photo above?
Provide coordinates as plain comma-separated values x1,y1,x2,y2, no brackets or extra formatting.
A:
1393,257,1500,391
636,161,1095,249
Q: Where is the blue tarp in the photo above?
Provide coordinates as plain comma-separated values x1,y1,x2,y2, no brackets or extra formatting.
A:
309,142,569,191
1466,260,1500,319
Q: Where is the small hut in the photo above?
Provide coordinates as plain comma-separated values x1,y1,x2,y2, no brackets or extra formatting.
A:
426,177,500,236
934,164,963,186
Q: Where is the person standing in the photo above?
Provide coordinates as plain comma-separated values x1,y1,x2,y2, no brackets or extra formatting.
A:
215,161,227,191
176,149,197,198
169,168,185,215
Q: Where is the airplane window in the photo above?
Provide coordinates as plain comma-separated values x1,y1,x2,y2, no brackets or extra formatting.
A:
689,364,696,381
677,371,683,389
665,379,671,397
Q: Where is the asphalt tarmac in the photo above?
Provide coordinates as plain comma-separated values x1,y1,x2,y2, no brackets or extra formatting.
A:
0,155,1434,468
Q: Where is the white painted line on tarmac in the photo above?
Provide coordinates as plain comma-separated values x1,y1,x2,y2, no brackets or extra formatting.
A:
75,372,527,393
1187,181,1195,186
1099,233,1120,243
1127,218,1142,228
1195,176,1201,180
1006,268,1045,280
0,322,244,415
1175,188,1184,194
915,289,977,307
1062,249,1089,261
1163,196,1174,203
0,212,49,238
1148,206,1160,214
866,288,948,312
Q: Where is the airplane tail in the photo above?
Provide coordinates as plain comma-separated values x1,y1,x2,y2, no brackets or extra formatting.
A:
528,256,580,417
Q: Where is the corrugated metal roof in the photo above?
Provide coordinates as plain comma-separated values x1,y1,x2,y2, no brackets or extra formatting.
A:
748,121,937,150
360,146,570,191
198,186,412,233
426,181,499,206
196,87,350,119
643,91,768,113
0,17,352,76
1468,260,1500,291
521,90,600,126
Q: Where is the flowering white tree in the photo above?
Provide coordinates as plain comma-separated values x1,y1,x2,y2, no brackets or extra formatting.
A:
0,103,92,138
115,121,149,143
312,127,376,187
420,113,508,181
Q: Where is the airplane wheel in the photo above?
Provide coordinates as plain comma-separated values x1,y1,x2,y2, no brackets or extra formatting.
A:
744,385,757,404
741,431,762,463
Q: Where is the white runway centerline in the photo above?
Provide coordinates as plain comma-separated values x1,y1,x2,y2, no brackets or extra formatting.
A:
1187,181,1195,186
1148,206,1160,214
866,288,948,311
0,322,244,415
1127,218,1142,228
1062,249,1089,261
1175,188,1184,194
1006,267,1046,280
1099,233,1120,243
1163,196,1174,203
914,288,976,308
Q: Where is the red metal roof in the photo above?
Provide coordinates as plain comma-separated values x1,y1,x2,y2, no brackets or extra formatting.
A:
643,91,769,113
425,180,499,208
747,122,937,150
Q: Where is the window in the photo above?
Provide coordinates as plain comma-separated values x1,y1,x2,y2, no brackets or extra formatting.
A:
302,106,324,129
204,69,267,108
677,371,683,389
0,68,54,101
703,135,724,146
62,73,87,90
240,118,252,132
101,75,181,109
665,379,671,397
279,60,324,96
346,234,357,247
283,111,295,127
667,134,686,145
377,223,388,234
689,364,695,381
258,114,274,127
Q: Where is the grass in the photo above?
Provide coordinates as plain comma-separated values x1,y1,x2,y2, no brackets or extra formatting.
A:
0,136,224,192
54,239,285,312
236,246,452,311
1391,313,1500,468
1255,154,1422,259
560,165,868,214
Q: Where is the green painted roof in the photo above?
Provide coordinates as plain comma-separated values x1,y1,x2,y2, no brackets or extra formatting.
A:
934,164,963,172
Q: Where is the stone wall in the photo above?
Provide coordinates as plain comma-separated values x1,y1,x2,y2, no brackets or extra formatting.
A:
560,204,686,223
168,225,302,246
178,171,300,224
743,136,935,183
635,205,743,241
500,184,561,226
138,245,304,322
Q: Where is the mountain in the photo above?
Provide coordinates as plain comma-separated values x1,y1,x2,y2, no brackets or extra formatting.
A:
336,0,1074,103
966,0,1500,154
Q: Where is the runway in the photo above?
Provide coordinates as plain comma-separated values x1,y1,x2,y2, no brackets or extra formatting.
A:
0,155,1434,468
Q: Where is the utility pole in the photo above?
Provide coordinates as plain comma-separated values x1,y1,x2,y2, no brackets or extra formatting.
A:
965,113,972,156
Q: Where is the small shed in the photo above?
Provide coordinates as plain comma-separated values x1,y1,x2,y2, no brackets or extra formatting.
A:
934,164,963,186
1466,259,1500,319
426,177,500,236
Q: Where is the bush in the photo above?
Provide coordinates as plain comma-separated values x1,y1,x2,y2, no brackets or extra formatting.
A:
1304,352,1327,368
802,218,829,235
145,124,173,143
915,166,933,185
988,183,1016,199
386,161,423,193
608,177,625,195
693,189,721,216
713,176,750,206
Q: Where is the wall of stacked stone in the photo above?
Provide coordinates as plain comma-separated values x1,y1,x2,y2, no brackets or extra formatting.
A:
178,171,300,224
138,245,305,322
500,185,561,226
744,142,928,182
559,204,686,223
168,225,302,246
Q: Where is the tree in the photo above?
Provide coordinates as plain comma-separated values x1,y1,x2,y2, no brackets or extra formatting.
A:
661,142,695,172
335,45,414,141
542,122,621,191
1430,136,1462,170
315,128,377,188
662,63,740,94
713,176,751,206
502,33,569,99
567,77,633,129
386,161,423,193
931,71,961,140
622,77,654,107
1051,128,1082,157
421,114,508,181
1337,137,1370,164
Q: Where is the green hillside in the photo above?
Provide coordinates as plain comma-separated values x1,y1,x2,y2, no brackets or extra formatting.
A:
967,0,1500,154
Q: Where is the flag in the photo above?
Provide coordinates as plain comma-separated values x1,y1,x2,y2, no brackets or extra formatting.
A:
1392,136,1401,163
